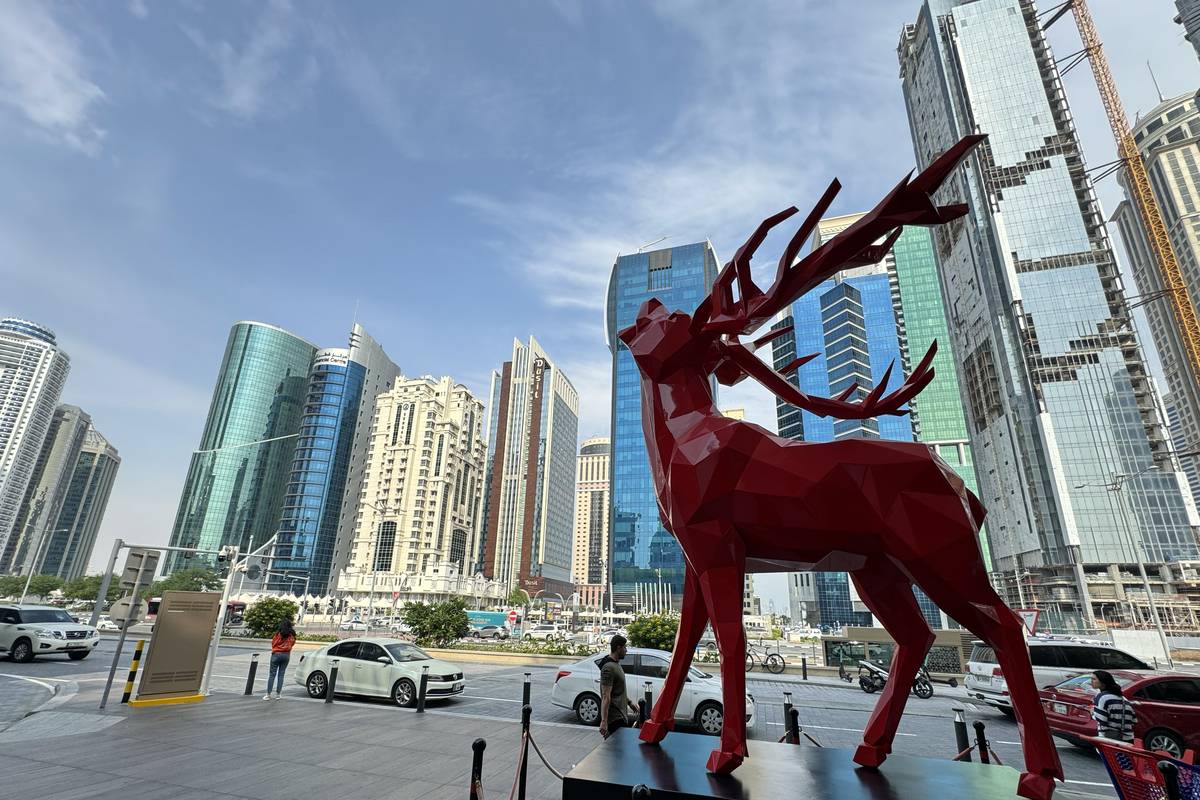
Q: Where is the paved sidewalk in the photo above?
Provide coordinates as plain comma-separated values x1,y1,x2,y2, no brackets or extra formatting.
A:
0,675,58,731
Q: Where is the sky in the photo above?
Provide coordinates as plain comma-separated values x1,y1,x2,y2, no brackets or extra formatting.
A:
2,0,1198,615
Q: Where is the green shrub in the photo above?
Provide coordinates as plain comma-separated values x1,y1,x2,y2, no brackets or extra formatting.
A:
627,614,679,651
296,633,339,642
402,597,470,647
244,597,298,638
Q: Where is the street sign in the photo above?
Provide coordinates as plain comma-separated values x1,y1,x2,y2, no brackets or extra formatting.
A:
118,548,160,595
507,610,519,624
109,595,148,629
240,555,264,582
392,591,400,601
1015,608,1040,635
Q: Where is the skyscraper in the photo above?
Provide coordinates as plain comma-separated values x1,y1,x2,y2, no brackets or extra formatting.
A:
1111,92,1200,506
0,318,70,561
1176,1,1200,62
166,322,316,572
899,0,1199,628
572,437,610,587
37,426,120,580
481,338,579,596
606,243,719,604
1,405,90,574
273,324,399,594
337,376,487,601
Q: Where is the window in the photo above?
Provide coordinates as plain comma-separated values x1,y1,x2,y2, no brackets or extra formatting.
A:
0,609,18,625
386,643,431,662
634,655,671,680
1060,646,1149,671
328,642,361,659
1141,679,1200,704
358,643,388,662
1029,646,1068,668
18,609,73,624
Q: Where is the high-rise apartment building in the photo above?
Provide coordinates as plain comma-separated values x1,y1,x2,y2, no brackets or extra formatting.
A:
606,243,719,604
167,322,316,571
899,0,1199,628
337,376,486,600
38,427,119,580
572,437,610,588
0,319,70,562
1,405,90,573
273,324,399,594
481,339,579,596
1176,1,1200,62
1112,93,1200,506
1165,394,1200,507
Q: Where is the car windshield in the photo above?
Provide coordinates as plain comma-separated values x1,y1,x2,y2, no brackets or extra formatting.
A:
386,643,431,662
20,609,74,624
1056,673,1135,692
689,667,712,679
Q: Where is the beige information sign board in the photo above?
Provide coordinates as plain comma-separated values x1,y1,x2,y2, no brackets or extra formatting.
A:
135,590,221,702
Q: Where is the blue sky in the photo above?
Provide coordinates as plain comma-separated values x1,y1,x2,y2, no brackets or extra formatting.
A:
2,0,1197,612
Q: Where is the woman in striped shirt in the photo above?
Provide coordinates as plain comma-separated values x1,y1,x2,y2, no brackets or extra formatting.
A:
1091,670,1136,742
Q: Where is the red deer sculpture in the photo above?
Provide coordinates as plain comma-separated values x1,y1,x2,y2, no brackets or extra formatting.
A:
617,135,1063,800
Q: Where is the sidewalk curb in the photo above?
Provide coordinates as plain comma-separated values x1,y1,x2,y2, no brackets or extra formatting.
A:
0,677,77,732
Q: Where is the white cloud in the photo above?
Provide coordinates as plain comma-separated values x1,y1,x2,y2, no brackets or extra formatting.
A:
0,1,105,154
189,0,298,120
128,0,148,20
560,356,613,441
61,338,211,418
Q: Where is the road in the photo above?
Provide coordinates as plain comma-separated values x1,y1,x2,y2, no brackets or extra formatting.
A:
0,636,1118,797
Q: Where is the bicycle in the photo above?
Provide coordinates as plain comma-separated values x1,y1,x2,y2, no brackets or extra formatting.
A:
745,642,787,674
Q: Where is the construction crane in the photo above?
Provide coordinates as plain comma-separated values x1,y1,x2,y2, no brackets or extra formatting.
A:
1067,0,1200,390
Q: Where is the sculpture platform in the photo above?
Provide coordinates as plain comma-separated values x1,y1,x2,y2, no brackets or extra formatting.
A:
561,730,1021,800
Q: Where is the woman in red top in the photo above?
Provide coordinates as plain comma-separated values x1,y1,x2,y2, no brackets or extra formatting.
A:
265,616,297,700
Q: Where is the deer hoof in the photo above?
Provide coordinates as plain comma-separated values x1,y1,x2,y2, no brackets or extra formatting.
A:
853,743,889,768
1017,772,1056,800
639,719,673,744
705,748,745,774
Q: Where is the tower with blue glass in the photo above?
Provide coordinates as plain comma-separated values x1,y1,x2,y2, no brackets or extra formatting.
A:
606,242,719,605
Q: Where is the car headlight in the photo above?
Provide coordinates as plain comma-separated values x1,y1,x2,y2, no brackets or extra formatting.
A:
87,630,98,638
33,628,54,638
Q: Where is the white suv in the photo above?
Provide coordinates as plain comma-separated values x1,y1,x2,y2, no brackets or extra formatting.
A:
966,637,1151,715
1,604,100,662
523,624,564,641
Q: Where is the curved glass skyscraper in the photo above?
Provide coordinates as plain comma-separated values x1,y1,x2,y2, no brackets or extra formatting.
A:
166,322,316,571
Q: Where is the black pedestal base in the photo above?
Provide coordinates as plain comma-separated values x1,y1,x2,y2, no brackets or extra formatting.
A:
562,730,1021,800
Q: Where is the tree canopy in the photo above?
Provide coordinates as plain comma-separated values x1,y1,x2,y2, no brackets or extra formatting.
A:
402,597,470,647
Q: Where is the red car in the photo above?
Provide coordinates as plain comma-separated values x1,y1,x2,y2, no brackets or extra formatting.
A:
1039,670,1200,759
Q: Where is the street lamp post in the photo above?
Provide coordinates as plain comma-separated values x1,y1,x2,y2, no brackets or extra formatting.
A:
1077,465,1173,666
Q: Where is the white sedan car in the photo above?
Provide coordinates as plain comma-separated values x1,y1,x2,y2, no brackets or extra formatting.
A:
294,638,465,707
551,647,755,735
338,619,368,632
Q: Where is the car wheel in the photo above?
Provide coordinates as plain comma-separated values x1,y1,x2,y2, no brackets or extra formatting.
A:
10,638,33,663
575,692,601,725
306,671,328,699
998,706,1016,719
67,651,89,661
394,678,417,708
695,701,724,735
524,634,533,641
1144,728,1185,759
493,632,501,639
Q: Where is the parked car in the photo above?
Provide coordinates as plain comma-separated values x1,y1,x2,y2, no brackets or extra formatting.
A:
524,624,564,641
966,637,1152,716
339,619,368,632
471,625,509,640
1039,671,1200,758
295,638,464,706
551,647,755,735
0,604,100,662
389,621,412,636
94,616,119,632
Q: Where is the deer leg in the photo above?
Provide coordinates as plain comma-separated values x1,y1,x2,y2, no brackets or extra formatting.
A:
697,558,748,774
641,566,708,745
932,588,1063,800
848,558,934,769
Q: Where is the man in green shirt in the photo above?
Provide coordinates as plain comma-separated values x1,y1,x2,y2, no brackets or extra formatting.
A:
599,634,639,738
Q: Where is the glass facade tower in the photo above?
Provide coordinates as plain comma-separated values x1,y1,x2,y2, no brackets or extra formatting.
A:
605,242,719,602
900,0,1198,628
39,427,120,580
166,322,316,572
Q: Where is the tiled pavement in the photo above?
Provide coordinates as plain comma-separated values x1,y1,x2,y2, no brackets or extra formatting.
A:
0,675,56,731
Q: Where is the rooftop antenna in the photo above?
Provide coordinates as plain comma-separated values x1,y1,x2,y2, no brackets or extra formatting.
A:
1148,60,1165,103
637,236,670,253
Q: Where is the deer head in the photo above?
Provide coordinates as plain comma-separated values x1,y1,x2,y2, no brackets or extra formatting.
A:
617,134,985,420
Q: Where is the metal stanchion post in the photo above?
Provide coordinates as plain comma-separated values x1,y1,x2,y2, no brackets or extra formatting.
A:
788,709,800,745
518,704,531,800
643,681,653,721
952,707,971,762
782,692,794,743
801,657,808,681
417,665,429,713
637,699,647,726
244,654,259,696
973,721,989,765
469,738,486,800
1159,761,1182,800
522,672,531,708
120,640,145,704
326,658,339,704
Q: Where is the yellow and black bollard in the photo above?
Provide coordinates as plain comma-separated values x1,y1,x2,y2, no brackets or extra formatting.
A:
120,640,146,704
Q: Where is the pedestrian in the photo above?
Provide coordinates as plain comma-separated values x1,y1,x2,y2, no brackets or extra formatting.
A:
598,634,639,739
1091,669,1136,742
265,615,297,701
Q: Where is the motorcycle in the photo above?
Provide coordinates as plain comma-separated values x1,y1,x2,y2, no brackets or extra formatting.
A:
857,660,936,699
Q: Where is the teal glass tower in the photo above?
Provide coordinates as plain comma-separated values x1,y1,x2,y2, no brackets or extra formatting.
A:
606,242,718,603
166,322,316,572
